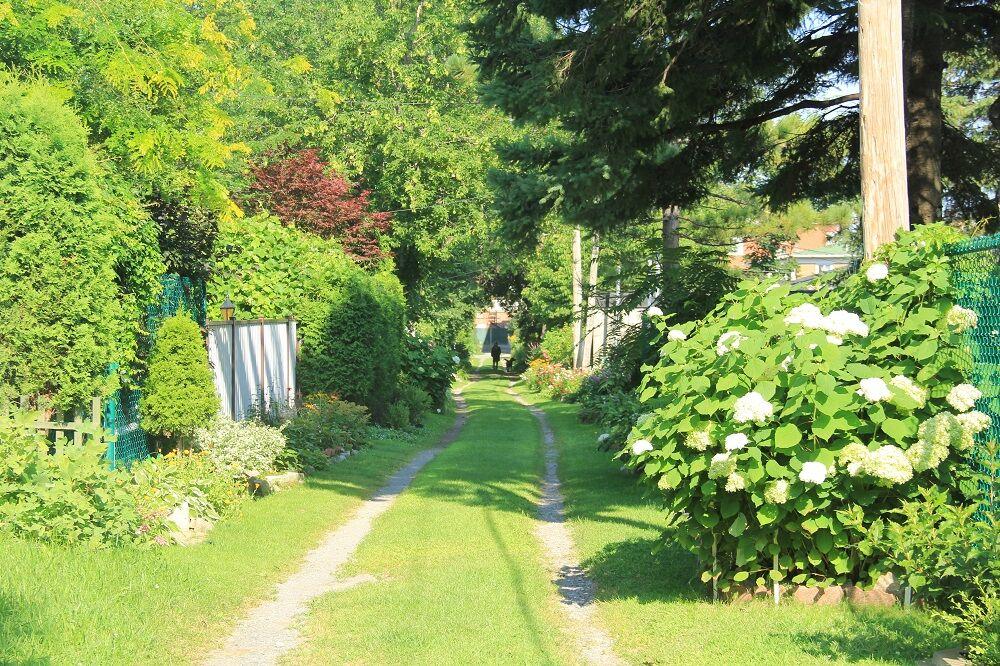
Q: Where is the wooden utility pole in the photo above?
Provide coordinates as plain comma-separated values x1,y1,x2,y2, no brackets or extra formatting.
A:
571,226,583,369
580,233,601,369
858,0,910,257
661,206,680,297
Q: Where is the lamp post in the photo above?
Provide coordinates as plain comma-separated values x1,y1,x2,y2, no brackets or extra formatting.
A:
220,295,235,321
221,295,237,418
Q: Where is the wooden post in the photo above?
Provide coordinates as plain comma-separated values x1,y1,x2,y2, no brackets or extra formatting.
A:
581,233,601,368
72,409,83,445
571,226,583,369
859,0,910,257
711,534,719,603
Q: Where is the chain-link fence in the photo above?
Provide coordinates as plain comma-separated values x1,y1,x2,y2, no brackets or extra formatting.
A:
104,274,206,468
947,234,1000,515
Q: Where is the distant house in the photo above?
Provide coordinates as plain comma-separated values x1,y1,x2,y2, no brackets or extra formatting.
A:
729,225,858,280
474,301,511,353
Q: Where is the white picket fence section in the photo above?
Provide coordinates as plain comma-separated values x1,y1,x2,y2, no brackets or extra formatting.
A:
207,319,297,421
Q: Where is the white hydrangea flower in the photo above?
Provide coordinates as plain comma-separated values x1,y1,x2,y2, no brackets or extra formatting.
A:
866,262,889,282
725,433,749,451
631,439,654,455
452,356,461,364
668,329,687,341
716,330,746,356
839,443,869,475
733,391,774,424
909,413,961,471
890,375,927,407
946,305,978,333
708,452,736,480
947,384,982,412
684,428,712,451
764,479,789,504
597,433,611,444
857,377,892,403
859,445,913,486
780,354,794,371
725,472,746,492
646,305,664,317
825,310,869,337
826,334,844,346
799,461,828,484
957,410,991,434
784,303,826,329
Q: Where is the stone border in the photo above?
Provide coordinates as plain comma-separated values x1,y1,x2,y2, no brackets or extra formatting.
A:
509,388,625,666
203,396,469,666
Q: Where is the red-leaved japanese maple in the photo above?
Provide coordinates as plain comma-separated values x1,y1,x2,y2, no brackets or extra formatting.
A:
247,149,391,263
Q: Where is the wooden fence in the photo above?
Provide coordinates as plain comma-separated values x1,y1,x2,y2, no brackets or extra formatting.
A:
15,396,103,444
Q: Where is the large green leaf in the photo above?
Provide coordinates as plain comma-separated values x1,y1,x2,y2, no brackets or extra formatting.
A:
774,423,802,449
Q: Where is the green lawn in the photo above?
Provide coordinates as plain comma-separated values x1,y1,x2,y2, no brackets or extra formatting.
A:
0,412,455,665
514,387,955,665
288,375,574,665
1,380,959,666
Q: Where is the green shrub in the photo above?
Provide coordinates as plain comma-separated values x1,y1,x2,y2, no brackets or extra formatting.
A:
194,417,287,479
873,486,999,607
401,334,459,409
0,77,163,410
299,273,405,420
539,325,574,366
873,473,999,665
941,585,1000,665
396,380,432,426
129,451,245,525
576,382,641,450
384,402,411,430
508,340,538,371
623,225,983,593
0,409,148,546
279,394,370,471
210,216,406,422
524,355,588,400
141,313,219,447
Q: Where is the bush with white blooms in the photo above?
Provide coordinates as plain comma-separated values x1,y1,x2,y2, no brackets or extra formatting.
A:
622,225,987,593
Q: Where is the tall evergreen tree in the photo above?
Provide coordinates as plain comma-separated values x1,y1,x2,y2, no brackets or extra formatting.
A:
471,0,998,245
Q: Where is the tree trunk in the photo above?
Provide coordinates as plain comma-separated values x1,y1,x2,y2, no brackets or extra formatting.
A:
571,226,583,369
902,0,945,225
859,0,910,258
661,206,680,300
581,233,601,368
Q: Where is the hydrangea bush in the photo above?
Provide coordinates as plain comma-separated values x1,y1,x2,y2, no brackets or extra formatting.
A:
623,225,986,593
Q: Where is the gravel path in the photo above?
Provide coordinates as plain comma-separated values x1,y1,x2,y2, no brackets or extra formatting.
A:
203,395,468,666
510,388,625,666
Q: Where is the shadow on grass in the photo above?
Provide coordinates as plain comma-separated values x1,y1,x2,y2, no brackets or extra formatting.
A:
790,607,955,664
479,491,558,664
583,536,703,604
0,593,50,665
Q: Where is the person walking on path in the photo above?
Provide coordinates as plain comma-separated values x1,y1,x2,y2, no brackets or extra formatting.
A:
490,342,502,371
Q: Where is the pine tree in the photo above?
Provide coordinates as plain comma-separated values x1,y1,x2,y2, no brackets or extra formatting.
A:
471,0,998,238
